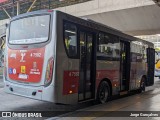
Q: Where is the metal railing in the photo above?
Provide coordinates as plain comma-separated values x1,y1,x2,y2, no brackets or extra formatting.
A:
0,0,92,20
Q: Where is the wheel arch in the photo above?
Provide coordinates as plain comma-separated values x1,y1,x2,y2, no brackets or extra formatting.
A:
139,75,147,92
97,78,112,96
141,75,147,85
142,75,147,79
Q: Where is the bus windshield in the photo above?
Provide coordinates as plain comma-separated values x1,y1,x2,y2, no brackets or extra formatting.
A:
9,15,50,44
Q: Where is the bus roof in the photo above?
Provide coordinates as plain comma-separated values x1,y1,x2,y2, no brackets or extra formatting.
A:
10,9,52,21
58,11,153,47
10,10,154,47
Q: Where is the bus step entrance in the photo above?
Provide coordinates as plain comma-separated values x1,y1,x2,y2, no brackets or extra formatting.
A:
120,91,128,96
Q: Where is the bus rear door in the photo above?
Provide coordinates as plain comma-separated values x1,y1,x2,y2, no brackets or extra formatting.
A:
147,48,155,86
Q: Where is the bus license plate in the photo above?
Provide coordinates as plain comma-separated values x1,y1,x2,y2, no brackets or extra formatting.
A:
18,74,28,79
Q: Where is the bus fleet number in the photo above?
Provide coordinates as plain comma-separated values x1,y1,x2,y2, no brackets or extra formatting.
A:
69,72,79,77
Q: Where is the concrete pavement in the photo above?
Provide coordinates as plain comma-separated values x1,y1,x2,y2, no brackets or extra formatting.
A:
47,78,160,120
0,78,160,120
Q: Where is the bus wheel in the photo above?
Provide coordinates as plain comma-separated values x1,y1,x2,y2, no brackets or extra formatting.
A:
140,77,146,92
97,81,110,104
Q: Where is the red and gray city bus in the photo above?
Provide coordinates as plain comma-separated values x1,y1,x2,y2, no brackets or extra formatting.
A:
4,10,155,104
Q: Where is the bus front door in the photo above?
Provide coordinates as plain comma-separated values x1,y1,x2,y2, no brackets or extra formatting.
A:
147,48,155,86
78,31,95,101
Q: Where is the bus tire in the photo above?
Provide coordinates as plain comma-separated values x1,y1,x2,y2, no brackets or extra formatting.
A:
97,81,110,104
139,76,146,92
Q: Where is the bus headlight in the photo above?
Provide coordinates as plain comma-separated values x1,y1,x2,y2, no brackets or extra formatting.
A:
44,57,54,86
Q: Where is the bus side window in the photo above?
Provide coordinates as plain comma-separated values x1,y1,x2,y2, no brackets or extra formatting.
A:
64,23,77,57
97,32,120,60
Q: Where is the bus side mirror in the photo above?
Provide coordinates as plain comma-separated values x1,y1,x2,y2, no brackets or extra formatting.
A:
0,34,6,41
0,38,2,47
0,34,6,49
5,23,9,28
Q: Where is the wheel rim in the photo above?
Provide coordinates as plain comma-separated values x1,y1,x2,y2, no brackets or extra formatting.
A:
99,85,108,103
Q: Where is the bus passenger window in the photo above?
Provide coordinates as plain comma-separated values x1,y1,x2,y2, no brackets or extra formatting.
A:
64,23,77,57
97,32,120,60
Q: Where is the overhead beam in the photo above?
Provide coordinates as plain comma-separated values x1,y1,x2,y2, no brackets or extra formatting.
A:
27,0,37,12
2,7,11,19
152,0,160,7
125,29,160,36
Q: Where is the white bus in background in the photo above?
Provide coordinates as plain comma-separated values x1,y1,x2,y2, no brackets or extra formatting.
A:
155,50,160,78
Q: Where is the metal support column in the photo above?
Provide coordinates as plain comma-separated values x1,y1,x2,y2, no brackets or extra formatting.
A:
17,1,20,15
48,0,51,9
12,0,15,17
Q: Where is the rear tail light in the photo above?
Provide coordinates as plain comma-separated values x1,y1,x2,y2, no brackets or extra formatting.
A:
48,10,53,12
44,57,54,86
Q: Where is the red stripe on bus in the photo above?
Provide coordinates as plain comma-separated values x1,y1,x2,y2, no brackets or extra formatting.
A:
63,70,119,95
63,71,79,95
